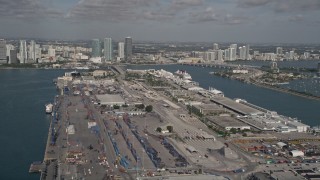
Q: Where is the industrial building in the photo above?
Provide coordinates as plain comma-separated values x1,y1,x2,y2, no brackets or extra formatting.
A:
211,97,262,116
92,70,110,77
193,104,224,115
207,116,251,131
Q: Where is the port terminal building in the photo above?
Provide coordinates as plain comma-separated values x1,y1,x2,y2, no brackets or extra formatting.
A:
210,97,309,132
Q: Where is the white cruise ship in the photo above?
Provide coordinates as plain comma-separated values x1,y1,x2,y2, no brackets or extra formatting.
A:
175,70,192,80
45,103,53,114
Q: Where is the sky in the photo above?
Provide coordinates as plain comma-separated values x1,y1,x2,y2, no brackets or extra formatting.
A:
1,0,320,43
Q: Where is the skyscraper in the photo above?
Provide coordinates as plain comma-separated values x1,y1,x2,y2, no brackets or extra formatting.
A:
239,46,244,60
104,38,113,61
213,43,219,50
6,44,14,57
118,42,124,60
125,37,132,62
0,39,6,64
289,51,294,60
276,47,283,55
246,44,250,60
9,49,18,64
230,44,237,60
224,49,230,61
19,40,27,63
217,50,224,61
229,48,236,61
28,40,36,63
91,39,101,57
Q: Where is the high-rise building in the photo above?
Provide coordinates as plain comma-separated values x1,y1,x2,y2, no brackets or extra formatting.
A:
48,46,56,57
239,47,243,60
229,48,236,61
289,51,294,60
304,52,310,59
276,47,283,55
35,44,41,62
203,51,216,61
91,39,101,57
6,44,14,63
239,46,246,60
28,40,37,63
6,44,14,57
217,50,224,61
230,44,237,60
0,39,7,64
9,49,18,64
125,37,132,62
213,43,219,50
224,49,230,61
246,44,250,60
104,38,113,61
19,40,27,63
118,42,124,60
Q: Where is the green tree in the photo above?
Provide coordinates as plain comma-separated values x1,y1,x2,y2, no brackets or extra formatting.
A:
135,104,145,109
167,126,173,133
113,105,120,109
230,128,237,134
156,127,162,132
145,105,153,112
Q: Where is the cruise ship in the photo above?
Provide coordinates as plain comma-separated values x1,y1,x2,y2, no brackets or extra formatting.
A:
45,103,53,114
175,70,192,80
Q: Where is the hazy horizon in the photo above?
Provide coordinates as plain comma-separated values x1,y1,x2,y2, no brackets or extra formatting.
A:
1,0,320,43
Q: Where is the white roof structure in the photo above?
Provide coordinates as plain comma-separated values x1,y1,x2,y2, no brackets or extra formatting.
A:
276,142,287,148
186,145,197,153
289,150,304,157
67,125,75,135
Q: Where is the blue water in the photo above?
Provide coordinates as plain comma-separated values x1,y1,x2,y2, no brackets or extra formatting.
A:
0,69,64,180
127,64,320,127
228,60,320,69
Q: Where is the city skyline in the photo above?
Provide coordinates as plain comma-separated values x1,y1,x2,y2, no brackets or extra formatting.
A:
1,0,320,43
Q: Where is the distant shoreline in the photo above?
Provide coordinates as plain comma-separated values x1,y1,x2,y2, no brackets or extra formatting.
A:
213,72,320,101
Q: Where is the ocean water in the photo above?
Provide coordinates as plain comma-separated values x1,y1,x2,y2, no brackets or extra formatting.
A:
0,69,64,180
228,60,320,69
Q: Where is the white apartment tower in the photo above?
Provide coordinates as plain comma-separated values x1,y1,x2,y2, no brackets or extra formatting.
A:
118,42,125,60
19,40,27,63
0,39,6,64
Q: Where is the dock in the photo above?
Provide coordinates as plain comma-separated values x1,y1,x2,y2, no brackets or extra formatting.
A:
29,161,45,173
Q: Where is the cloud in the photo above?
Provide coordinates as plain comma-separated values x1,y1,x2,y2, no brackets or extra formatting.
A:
238,0,271,8
275,1,320,13
0,0,63,19
66,0,162,21
188,7,219,23
238,0,320,13
188,7,250,25
66,0,206,22
288,14,304,22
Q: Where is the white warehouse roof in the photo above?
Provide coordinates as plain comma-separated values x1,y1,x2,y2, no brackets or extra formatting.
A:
289,150,304,157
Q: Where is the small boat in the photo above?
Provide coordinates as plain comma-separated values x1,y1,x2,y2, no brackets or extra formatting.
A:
45,103,53,114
